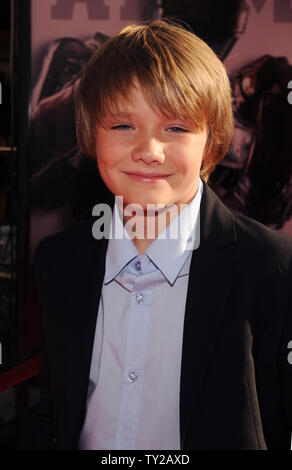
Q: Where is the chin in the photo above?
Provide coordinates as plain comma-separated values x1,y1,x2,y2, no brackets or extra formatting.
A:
120,192,168,208
128,199,172,210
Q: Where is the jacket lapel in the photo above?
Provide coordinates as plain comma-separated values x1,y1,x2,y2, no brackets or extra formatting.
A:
62,191,115,449
180,182,238,447
63,230,109,449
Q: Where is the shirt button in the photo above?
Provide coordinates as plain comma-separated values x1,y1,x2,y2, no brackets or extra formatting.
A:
136,292,144,304
128,371,138,383
134,260,141,272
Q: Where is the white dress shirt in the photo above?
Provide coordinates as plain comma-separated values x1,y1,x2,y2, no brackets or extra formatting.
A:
78,179,203,450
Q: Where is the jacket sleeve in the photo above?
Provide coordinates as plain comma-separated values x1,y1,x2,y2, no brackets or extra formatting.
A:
279,283,292,437
17,241,56,450
17,336,56,450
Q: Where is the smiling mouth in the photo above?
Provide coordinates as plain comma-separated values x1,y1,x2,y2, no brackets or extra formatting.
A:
123,171,172,182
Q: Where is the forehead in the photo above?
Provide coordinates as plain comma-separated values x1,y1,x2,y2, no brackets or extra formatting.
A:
102,79,194,122
105,83,155,115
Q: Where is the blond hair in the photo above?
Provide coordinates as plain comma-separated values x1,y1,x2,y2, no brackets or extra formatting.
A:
75,20,234,181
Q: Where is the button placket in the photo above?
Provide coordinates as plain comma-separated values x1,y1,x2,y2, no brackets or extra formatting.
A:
136,291,144,304
115,285,151,449
128,371,138,383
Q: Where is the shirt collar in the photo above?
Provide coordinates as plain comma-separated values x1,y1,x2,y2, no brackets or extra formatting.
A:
145,178,203,284
105,179,203,285
104,205,139,283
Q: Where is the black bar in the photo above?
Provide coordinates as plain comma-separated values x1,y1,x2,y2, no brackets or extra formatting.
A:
12,0,31,366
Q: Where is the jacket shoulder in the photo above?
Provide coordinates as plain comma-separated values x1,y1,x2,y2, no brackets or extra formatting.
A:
32,217,101,281
230,208,292,275
34,217,95,259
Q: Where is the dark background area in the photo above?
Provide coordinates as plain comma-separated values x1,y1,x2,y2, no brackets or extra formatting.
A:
0,0,34,451
0,0,17,450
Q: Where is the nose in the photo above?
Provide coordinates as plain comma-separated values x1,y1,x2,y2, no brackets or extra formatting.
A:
132,135,165,165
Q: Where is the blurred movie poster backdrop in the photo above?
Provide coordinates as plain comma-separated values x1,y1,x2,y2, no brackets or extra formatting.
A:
25,0,292,357
26,0,157,358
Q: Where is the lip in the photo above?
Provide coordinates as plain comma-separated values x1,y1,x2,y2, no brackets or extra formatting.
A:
123,171,172,183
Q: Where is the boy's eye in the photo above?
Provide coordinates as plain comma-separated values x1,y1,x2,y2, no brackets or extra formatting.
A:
111,124,132,130
168,126,188,133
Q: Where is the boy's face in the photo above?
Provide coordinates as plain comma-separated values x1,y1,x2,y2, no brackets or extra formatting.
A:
95,81,208,211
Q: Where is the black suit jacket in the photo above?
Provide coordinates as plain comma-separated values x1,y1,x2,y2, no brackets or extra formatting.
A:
20,182,292,450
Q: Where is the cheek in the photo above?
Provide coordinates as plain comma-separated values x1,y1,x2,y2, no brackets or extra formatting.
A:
97,148,115,173
171,144,206,183
96,146,123,193
175,152,202,176
98,141,125,169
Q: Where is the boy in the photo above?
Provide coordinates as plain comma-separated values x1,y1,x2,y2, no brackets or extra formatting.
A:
23,20,292,450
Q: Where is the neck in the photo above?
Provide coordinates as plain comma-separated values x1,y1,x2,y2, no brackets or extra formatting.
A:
122,204,185,255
